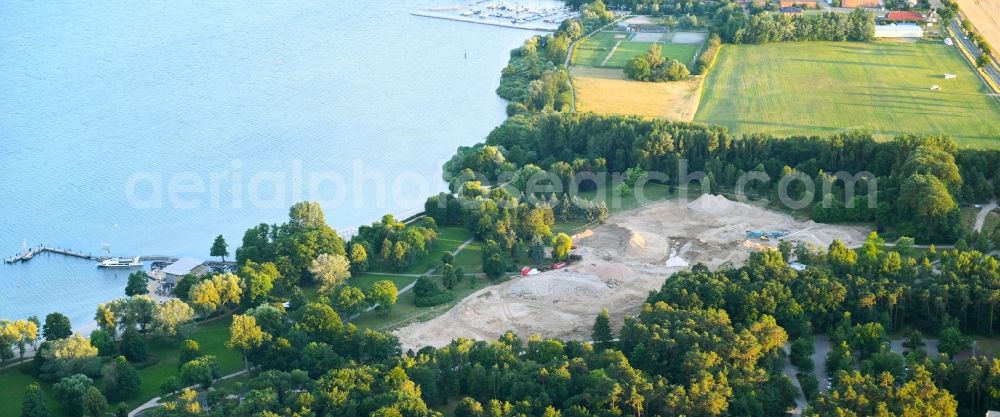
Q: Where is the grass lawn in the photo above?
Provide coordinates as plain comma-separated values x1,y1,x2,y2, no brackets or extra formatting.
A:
397,226,473,275
605,41,700,68
694,41,1000,148
350,274,498,332
130,317,243,409
572,31,624,67
571,66,703,121
0,363,61,417
577,176,674,213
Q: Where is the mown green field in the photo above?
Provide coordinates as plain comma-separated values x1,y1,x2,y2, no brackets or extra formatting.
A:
694,41,1000,148
604,41,700,68
572,31,622,67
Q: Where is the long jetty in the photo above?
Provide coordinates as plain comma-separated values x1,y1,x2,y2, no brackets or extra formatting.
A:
4,245,179,265
5,245,95,264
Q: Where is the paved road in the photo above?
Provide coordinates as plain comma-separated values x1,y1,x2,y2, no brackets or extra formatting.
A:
950,19,1000,91
782,343,808,415
975,200,997,232
129,369,248,417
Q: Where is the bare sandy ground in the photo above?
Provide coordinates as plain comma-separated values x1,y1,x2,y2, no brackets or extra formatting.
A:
395,195,869,351
956,0,1000,61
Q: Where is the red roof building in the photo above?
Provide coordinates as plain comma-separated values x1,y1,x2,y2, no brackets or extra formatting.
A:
884,11,925,22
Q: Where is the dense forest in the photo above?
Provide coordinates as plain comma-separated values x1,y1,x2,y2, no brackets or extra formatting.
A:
443,112,1000,243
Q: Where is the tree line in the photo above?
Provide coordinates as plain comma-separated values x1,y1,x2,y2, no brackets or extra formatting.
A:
458,112,997,243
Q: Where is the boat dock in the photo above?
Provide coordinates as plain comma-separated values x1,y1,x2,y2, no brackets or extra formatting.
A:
4,245,180,265
4,245,95,264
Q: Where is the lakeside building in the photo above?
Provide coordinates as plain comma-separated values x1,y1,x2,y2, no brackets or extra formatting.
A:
162,257,207,286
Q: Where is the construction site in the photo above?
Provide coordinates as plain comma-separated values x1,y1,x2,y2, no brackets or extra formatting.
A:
396,194,870,351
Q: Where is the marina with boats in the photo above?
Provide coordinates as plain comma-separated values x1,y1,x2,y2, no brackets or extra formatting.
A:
413,1,578,31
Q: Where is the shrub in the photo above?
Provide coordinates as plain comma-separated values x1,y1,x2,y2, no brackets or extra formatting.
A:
692,34,722,75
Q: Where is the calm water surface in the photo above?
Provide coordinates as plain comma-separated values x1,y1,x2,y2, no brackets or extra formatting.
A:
0,0,543,329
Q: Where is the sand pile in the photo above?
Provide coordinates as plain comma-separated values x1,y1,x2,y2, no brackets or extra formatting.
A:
573,229,594,241
687,194,737,214
508,273,610,300
587,262,636,285
740,240,771,252
625,231,647,256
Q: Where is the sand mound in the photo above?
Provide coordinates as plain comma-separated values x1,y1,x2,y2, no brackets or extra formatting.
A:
625,231,646,255
687,194,736,214
587,263,636,285
573,229,594,241
508,273,610,300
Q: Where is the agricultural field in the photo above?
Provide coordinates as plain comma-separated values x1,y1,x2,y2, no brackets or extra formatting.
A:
694,41,1000,148
571,66,703,120
572,30,704,68
955,0,1000,61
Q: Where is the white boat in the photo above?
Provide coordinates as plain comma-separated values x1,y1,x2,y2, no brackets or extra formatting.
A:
97,256,142,268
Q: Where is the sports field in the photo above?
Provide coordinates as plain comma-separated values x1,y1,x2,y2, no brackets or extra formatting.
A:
694,41,1000,147
572,31,703,68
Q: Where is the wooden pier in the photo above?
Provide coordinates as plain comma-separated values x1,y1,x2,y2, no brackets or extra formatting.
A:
4,245,97,264
5,244,183,266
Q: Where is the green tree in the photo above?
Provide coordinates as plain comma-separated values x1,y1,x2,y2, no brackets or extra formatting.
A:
102,356,140,402
368,280,398,314
551,233,573,261
119,328,147,363
53,374,94,417
938,327,971,358
180,356,219,389
20,383,51,417
483,253,506,280
239,260,278,305
179,339,200,366
227,314,269,372
977,54,991,69
43,312,72,341
81,387,107,417
592,308,614,350
335,286,367,315
455,397,484,417
349,243,369,274
211,234,229,262
528,235,546,264
124,271,149,296
441,263,457,290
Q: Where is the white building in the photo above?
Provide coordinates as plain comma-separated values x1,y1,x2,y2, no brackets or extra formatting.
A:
162,257,206,285
874,23,924,38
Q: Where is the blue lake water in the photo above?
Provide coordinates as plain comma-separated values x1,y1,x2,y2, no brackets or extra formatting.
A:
0,0,542,329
